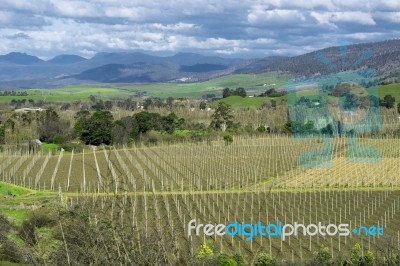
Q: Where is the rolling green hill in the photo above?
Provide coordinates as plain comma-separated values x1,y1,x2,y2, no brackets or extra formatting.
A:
0,73,398,104
214,82,400,108
0,73,285,102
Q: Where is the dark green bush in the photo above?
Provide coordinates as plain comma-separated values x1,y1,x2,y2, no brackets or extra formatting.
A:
0,240,24,263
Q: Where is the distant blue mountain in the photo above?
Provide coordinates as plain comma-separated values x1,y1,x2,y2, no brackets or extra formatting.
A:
168,52,242,66
71,62,180,83
47,54,87,64
1,39,398,88
0,52,44,65
180,64,228,73
0,51,245,87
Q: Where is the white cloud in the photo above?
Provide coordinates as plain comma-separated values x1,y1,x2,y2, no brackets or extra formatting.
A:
0,0,397,58
248,8,306,25
343,32,385,40
318,11,376,25
310,11,377,27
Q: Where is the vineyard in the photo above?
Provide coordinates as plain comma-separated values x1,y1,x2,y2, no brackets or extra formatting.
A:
1,135,400,263
1,136,399,193
72,189,400,263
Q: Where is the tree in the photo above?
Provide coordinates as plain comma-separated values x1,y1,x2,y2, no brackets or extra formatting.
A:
321,123,334,137
222,88,232,98
285,120,318,136
397,103,400,114
223,87,247,98
152,98,164,108
92,100,105,110
89,95,96,103
122,98,136,110
167,97,174,108
381,94,396,108
143,98,153,110
104,101,113,110
112,117,133,145
235,87,247,97
210,102,234,131
38,108,70,143
199,101,207,110
131,111,161,139
129,111,185,140
60,103,71,111
161,113,184,134
74,110,91,139
75,111,114,145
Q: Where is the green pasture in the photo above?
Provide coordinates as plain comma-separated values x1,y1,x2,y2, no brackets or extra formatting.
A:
0,73,285,102
0,73,398,105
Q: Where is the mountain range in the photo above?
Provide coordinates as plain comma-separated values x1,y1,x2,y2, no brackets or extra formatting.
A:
0,52,244,88
0,39,400,89
237,39,400,82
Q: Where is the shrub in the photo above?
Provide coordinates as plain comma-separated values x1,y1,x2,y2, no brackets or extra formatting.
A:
255,252,277,266
310,246,331,266
0,214,11,242
27,208,57,228
197,243,214,259
232,253,246,266
0,240,24,263
223,133,233,145
18,220,36,245
218,254,237,266
52,133,64,144
257,125,266,133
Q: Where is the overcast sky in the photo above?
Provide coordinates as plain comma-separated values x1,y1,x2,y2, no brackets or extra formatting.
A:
0,0,399,59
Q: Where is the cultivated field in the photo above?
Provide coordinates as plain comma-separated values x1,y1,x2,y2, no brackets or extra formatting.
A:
1,135,399,263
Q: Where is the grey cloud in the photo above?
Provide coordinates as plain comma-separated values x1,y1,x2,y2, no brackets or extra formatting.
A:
0,10,50,29
0,0,399,58
6,32,31,39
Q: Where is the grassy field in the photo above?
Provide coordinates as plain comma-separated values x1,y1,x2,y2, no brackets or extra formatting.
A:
0,183,57,265
216,83,400,108
0,85,134,103
378,82,400,99
118,72,286,98
0,73,398,105
0,73,286,103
